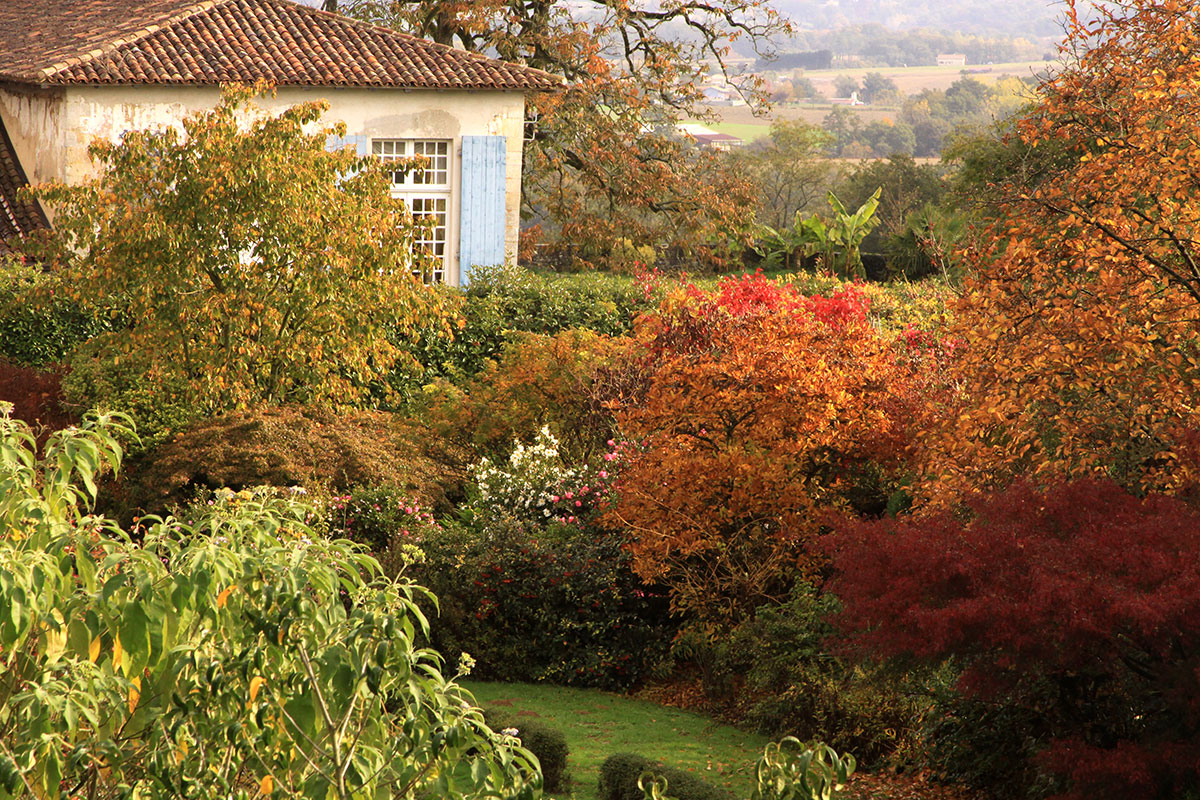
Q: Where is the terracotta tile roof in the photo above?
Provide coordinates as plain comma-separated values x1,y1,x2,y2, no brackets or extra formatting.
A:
0,117,49,243
0,0,561,91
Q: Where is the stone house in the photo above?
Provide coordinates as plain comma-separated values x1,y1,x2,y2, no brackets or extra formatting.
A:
0,0,560,284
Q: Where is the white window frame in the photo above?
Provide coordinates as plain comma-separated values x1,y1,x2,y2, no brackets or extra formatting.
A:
373,139,453,284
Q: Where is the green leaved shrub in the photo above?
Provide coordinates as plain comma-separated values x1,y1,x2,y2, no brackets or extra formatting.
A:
484,712,571,793
411,519,673,691
0,407,542,800
598,753,735,800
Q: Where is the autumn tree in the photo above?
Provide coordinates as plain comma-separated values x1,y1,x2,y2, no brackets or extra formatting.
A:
27,84,444,418
734,119,835,231
920,0,1200,503
603,273,921,624
334,0,788,264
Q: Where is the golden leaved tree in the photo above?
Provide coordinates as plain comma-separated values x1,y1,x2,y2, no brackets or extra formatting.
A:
921,0,1200,503
26,83,445,416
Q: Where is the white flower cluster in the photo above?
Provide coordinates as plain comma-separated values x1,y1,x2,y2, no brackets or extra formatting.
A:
468,426,576,522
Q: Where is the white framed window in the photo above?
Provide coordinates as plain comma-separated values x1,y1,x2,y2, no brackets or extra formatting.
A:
373,139,452,283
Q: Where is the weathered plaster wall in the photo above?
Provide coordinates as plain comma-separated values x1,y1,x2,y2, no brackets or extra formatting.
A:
0,85,67,219
59,85,526,282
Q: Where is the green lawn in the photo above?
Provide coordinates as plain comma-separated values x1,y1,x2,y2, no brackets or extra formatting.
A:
462,681,772,800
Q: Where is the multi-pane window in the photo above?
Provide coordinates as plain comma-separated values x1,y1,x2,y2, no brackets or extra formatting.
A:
372,139,451,283
372,139,450,189
409,197,448,284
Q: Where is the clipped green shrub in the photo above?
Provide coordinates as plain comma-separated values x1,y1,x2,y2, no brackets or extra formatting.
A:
390,264,655,398
108,405,459,517
0,253,117,367
411,520,672,690
485,711,571,793
598,753,735,800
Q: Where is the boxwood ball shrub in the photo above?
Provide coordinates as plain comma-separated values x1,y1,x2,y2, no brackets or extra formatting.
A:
598,753,735,800
484,711,570,793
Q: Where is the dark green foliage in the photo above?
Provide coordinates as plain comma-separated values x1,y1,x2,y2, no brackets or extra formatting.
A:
411,520,673,690
389,265,654,399
920,692,1059,800
679,584,934,768
62,334,203,452
0,257,116,367
484,711,570,793
833,154,947,257
882,204,968,281
598,753,736,800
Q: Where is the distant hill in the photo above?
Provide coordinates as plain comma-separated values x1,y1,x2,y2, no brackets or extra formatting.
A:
773,0,1066,39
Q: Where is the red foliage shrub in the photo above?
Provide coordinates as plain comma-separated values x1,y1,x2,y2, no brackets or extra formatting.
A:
825,478,1200,799
0,358,77,437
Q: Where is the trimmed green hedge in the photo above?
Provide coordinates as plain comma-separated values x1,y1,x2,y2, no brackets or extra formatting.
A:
598,753,736,800
484,711,570,793
387,264,655,401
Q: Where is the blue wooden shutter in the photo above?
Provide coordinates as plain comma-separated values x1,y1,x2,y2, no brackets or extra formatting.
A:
325,133,369,154
458,135,507,285
325,135,370,182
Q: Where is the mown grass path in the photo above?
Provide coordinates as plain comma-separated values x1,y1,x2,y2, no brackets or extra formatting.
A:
463,681,772,800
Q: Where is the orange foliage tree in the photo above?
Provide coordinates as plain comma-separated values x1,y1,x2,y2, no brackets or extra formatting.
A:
603,274,923,624
920,0,1200,503
426,328,637,464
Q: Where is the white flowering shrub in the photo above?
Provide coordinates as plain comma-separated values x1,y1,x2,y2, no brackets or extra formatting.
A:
467,426,577,523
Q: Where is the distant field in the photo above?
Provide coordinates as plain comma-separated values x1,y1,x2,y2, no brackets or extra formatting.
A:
705,122,773,142
801,59,1057,95
689,60,1056,143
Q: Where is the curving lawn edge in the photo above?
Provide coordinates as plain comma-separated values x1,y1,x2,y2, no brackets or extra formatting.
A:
462,681,772,800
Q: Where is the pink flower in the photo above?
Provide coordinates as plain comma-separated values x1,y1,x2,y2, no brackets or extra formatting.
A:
604,453,616,461
568,516,576,523
550,495,560,502
575,500,583,507
599,470,608,479
565,491,574,499
607,439,616,447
